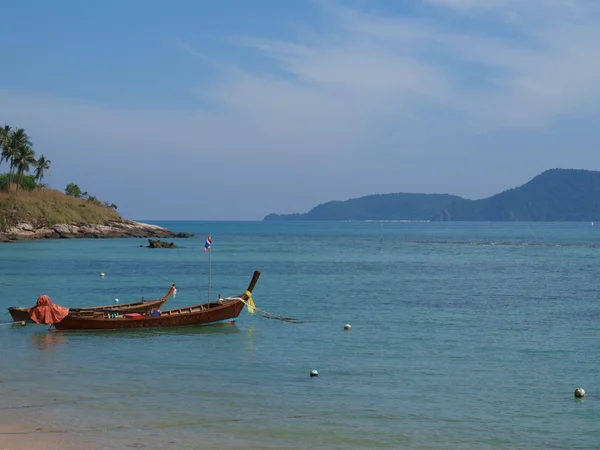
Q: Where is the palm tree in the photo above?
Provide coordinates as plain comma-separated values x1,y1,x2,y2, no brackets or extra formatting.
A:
0,125,10,147
14,145,37,191
34,155,51,186
0,125,12,172
2,128,32,190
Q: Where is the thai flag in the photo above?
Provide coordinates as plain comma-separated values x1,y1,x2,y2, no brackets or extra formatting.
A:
204,235,212,252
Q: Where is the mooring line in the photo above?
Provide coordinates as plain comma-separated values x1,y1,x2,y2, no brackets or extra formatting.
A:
0,320,26,326
233,297,302,323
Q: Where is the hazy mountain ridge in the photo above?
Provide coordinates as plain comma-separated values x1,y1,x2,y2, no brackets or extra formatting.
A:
264,169,600,222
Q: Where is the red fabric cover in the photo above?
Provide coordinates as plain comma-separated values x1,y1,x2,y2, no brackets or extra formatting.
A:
28,294,70,325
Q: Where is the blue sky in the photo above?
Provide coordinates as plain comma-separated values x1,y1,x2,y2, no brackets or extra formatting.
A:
1,0,600,220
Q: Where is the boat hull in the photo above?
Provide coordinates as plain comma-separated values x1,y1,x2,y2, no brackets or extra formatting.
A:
53,271,260,331
7,308,32,322
54,299,246,331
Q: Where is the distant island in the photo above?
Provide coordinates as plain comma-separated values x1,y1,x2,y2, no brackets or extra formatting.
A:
264,169,600,222
0,124,192,242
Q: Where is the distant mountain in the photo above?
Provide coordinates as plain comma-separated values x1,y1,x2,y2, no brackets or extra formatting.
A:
264,193,464,221
264,169,600,222
434,168,600,221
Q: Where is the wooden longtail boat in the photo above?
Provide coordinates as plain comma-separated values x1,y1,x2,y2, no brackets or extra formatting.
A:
8,285,177,323
52,271,260,331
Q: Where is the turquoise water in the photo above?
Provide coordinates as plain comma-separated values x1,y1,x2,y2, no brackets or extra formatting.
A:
1,221,600,449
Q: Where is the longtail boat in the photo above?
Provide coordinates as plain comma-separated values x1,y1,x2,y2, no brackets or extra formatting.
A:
8,284,177,323
52,271,260,331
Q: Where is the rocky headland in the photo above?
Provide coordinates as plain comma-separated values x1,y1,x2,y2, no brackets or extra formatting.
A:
0,220,193,243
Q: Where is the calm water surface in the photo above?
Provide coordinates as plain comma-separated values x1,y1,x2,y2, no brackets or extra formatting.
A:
1,221,599,449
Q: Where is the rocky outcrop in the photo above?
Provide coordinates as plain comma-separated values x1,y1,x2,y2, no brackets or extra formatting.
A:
147,239,178,248
0,220,194,242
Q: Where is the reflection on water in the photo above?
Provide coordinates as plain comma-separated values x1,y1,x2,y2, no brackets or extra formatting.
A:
52,323,242,341
246,326,256,353
31,332,68,350
28,324,241,349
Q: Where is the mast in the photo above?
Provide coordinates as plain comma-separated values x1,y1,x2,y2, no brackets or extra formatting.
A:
208,243,211,302
204,234,212,302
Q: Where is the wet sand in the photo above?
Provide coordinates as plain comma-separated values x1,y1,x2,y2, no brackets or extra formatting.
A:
0,422,81,450
0,408,95,450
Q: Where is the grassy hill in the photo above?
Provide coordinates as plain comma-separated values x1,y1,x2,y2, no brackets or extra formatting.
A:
264,169,600,222
0,188,122,231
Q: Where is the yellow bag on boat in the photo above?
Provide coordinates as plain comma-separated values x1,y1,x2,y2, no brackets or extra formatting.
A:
245,290,256,314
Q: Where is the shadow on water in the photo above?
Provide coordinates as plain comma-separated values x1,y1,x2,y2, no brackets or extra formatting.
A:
30,331,68,351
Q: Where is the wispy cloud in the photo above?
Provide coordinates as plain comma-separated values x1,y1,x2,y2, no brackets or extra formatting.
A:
216,0,600,129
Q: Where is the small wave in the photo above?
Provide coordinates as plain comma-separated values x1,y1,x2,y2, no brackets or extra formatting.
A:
414,240,598,248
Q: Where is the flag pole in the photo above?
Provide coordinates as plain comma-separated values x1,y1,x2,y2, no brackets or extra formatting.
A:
208,237,212,302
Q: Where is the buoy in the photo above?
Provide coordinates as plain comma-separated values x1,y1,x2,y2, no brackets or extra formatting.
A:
310,369,319,377
574,387,586,398
114,298,119,303
100,273,105,277
20,321,26,326
344,324,352,330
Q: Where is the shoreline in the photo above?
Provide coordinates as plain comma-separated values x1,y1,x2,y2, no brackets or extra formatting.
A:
0,412,86,450
0,220,193,243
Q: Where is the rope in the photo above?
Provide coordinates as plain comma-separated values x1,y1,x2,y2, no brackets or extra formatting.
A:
0,320,26,327
228,296,301,323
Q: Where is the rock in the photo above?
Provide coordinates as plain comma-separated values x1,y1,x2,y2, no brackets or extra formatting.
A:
15,222,34,232
52,224,79,238
147,239,178,248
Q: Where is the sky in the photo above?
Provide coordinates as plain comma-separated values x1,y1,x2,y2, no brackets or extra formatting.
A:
1,0,600,220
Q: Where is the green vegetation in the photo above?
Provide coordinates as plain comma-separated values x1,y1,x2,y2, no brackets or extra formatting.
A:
0,124,122,231
65,182,82,198
0,125,50,192
64,183,118,210
264,169,600,222
0,173,37,192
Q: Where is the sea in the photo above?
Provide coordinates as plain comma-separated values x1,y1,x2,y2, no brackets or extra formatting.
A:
1,221,599,449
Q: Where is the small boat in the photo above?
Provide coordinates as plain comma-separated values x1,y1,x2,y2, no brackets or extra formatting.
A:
8,284,177,323
52,271,260,331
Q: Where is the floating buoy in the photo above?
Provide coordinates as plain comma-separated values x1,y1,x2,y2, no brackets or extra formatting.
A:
310,369,319,377
100,273,105,277
574,388,586,398
344,324,352,330
114,298,119,303
20,321,26,326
